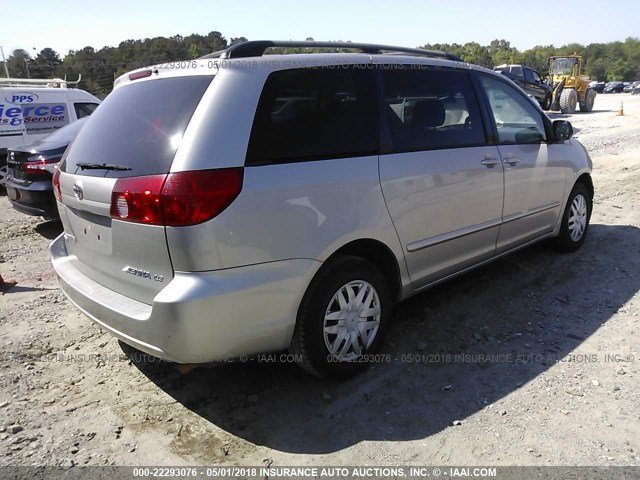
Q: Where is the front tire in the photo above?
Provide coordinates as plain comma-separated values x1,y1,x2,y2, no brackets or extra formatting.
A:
553,183,592,252
541,94,552,111
559,89,578,114
290,255,391,379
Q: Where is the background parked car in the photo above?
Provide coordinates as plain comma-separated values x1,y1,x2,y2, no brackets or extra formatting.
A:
623,81,640,93
493,64,552,109
603,81,625,93
5,118,88,219
632,83,640,95
589,81,606,93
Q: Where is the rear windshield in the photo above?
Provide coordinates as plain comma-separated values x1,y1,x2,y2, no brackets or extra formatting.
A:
63,75,213,177
39,117,88,146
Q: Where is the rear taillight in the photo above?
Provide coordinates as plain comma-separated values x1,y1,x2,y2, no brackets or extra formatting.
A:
52,167,62,202
25,156,58,175
110,175,166,224
110,168,244,227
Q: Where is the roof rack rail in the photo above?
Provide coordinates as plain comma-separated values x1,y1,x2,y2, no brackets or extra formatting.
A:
200,40,462,62
0,74,82,89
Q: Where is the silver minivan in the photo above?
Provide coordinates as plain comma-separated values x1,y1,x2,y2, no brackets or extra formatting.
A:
50,41,593,378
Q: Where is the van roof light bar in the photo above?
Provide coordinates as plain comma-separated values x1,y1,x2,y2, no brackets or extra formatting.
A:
0,74,82,88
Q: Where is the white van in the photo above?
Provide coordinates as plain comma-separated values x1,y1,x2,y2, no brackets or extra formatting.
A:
0,76,101,186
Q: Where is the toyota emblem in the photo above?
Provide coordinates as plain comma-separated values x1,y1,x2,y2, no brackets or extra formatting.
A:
73,184,83,200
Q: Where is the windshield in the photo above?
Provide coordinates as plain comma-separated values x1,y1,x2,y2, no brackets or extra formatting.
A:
550,58,575,76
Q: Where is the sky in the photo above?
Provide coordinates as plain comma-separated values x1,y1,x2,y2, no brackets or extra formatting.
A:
1,0,638,58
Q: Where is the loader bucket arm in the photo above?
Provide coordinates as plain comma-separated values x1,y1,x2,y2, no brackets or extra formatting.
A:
551,78,565,112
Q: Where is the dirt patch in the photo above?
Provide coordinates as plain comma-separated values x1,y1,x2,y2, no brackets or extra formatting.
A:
0,93,638,467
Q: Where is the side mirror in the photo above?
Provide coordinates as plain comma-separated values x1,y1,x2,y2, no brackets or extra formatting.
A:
553,120,573,142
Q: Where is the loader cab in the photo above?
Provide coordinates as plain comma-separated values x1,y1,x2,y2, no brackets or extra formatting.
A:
549,56,583,80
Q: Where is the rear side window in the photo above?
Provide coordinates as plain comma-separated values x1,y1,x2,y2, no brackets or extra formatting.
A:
381,67,486,152
524,68,534,82
531,70,542,83
246,66,378,165
63,76,213,177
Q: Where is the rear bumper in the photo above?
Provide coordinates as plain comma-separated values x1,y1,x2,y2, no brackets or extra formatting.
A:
50,233,321,363
6,183,58,218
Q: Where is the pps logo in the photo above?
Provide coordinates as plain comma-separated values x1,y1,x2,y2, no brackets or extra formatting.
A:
4,92,39,104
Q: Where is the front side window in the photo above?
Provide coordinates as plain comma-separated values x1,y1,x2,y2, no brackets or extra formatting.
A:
381,67,486,152
479,75,546,144
246,66,377,165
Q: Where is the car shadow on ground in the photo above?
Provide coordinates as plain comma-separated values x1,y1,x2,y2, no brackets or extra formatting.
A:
547,110,612,120
125,223,640,455
35,220,63,240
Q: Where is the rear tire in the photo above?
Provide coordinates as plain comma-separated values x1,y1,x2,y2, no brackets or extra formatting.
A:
553,183,592,252
559,89,578,114
579,89,596,112
290,255,391,379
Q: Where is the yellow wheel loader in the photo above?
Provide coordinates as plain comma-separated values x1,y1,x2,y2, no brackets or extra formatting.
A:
548,55,596,114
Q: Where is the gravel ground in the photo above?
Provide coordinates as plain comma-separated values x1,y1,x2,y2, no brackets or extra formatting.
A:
0,92,639,468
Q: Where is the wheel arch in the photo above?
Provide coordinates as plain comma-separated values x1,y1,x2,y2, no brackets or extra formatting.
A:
326,238,403,303
576,172,594,200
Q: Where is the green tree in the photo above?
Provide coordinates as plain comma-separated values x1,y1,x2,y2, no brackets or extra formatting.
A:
31,48,61,79
489,39,520,65
6,49,31,78
230,37,248,46
585,58,608,81
460,42,492,68
609,59,637,81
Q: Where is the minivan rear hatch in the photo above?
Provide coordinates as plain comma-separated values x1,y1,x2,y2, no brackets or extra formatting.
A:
57,74,214,304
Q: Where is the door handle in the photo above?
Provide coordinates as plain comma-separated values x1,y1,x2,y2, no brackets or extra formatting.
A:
481,155,501,167
503,155,520,166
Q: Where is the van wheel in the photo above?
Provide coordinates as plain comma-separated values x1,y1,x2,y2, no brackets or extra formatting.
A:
291,255,390,379
553,183,592,252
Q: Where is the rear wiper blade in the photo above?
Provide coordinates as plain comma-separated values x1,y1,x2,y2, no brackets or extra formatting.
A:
76,162,132,171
